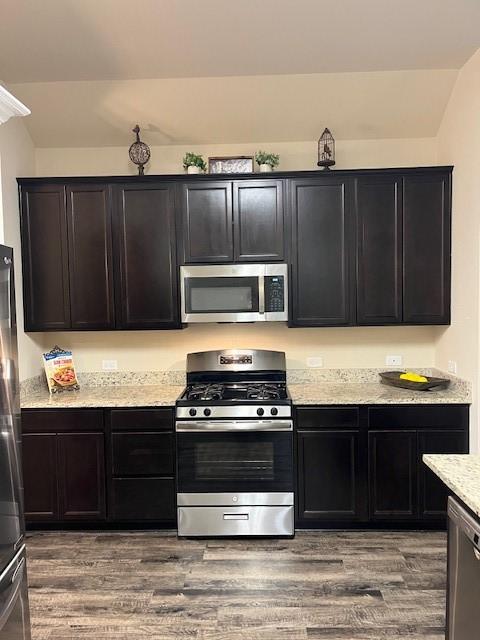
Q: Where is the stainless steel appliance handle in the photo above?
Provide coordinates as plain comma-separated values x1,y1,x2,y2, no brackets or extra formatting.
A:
223,513,249,521
258,274,265,315
176,419,293,432
0,549,25,628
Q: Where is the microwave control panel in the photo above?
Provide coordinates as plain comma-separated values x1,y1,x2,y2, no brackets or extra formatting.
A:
265,276,285,313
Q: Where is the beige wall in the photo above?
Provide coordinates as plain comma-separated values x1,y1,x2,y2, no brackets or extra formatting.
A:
35,137,438,176
35,325,439,373
435,49,480,450
0,117,44,380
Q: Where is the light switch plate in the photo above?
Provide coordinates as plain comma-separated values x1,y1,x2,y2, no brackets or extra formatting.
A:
307,356,324,368
102,359,118,371
385,355,403,366
448,360,457,374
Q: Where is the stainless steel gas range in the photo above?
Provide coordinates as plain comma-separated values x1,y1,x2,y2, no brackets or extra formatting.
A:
175,349,294,537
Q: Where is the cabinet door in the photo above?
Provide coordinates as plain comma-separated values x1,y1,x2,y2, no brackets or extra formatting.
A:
181,182,233,262
66,184,115,329
22,434,58,521
57,433,106,520
403,173,451,324
297,429,367,522
290,177,354,326
369,430,417,520
418,430,468,520
356,176,402,324
233,180,284,261
19,184,70,330
114,184,180,328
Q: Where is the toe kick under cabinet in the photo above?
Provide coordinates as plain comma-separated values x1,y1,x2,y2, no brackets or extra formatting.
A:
21,407,176,527
295,404,469,529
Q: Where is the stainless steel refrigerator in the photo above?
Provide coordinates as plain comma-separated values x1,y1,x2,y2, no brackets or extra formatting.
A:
0,245,31,639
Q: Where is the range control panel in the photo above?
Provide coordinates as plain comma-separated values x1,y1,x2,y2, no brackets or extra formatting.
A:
265,276,285,313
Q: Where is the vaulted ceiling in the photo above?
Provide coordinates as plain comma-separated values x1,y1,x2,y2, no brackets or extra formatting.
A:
1,0,479,147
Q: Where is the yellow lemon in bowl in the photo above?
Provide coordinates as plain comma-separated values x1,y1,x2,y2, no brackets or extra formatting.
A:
399,372,428,383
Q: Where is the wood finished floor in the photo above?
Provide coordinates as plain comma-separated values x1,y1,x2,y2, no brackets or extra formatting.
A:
26,530,447,640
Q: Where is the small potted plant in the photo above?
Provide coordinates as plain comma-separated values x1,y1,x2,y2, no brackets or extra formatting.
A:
183,152,207,174
255,150,280,173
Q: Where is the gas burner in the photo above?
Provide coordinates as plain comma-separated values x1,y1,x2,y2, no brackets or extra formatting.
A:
188,384,224,401
247,383,282,400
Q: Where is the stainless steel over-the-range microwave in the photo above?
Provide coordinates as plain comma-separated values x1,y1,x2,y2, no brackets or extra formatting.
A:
180,264,288,323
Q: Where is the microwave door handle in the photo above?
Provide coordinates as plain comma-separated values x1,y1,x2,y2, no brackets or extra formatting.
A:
258,274,265,315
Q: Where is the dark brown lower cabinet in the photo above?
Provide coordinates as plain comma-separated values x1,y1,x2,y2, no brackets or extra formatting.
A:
369,430,417,520
108,408,176,524
22,431,106,523
111,478,175,521
297,429,367,522
295,404,469,528
57,433,105,520
418,429,468,519
22,433,57,521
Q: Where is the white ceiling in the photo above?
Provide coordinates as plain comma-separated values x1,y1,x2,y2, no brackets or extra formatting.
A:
1,0,478,147
1,0,479,82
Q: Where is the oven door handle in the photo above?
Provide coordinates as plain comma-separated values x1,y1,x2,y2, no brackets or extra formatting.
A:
176,419,293,432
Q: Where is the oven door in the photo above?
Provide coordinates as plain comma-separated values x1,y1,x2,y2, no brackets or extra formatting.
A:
180,265,262,323
176,424,293,494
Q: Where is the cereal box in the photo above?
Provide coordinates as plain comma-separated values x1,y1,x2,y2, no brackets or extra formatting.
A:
43,346,80,393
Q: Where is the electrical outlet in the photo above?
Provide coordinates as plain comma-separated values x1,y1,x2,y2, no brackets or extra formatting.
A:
448,360,457,375
102,359,118,371
307,356,324,368
385,355,403,367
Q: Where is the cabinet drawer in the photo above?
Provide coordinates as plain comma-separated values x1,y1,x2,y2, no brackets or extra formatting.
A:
111,478,175,521
112,432,174,476
22,409,104,433
110,408,174,431
295,407,359,429
368,405,469,429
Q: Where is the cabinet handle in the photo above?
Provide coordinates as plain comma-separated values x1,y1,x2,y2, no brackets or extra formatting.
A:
223,513,249,521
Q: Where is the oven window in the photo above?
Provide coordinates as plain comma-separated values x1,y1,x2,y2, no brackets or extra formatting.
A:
195,441,274,481
185,277,259,313
177,431,293,493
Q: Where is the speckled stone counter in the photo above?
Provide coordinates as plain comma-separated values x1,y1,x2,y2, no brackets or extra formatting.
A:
289,381,471,405
423,454,480,518
21,384,184,409
20,367,471,409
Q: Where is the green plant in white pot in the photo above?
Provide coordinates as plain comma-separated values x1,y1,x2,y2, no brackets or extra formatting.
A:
255,150,279,173
183,152,207,174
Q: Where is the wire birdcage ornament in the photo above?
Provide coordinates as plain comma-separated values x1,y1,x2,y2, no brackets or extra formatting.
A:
129,125,151,175
317,128,335,170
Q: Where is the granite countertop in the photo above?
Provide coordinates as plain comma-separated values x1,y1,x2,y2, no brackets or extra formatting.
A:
288,381,471,405
21,384,185,409
423,454,480,518
21,380,470,409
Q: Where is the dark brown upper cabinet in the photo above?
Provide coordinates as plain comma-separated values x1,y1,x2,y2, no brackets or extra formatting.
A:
403,172,451,324
233,180,284,261
356,176,402,324
20,184,71,331
113,183,180,329
66,185,115,329
181,179,285,264
290,176,354,326
181,181,233,263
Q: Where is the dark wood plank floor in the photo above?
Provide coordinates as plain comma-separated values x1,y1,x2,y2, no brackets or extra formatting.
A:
26,530,447,640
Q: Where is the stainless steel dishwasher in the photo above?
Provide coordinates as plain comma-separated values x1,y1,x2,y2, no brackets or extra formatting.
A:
447,496,480,639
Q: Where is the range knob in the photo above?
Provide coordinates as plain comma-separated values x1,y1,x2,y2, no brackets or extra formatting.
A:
270,407,278,416
189,408,197,417
257,407,264,416
204,408,211,417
